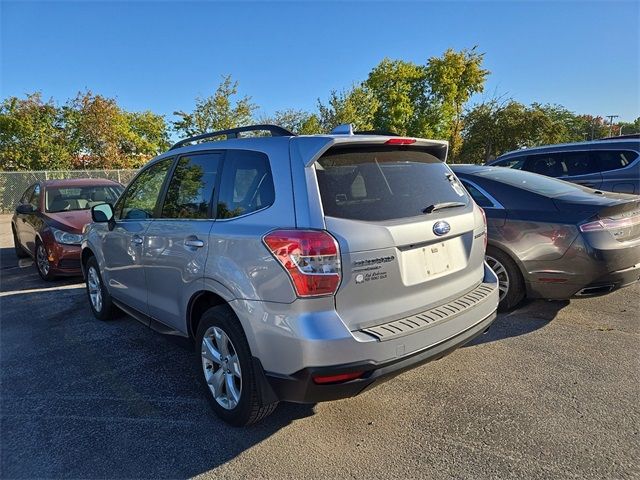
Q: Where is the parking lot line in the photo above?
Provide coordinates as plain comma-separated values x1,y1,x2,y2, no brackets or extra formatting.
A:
0,283,85,297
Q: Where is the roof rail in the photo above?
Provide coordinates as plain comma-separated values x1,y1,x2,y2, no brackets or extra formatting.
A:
170,124,296,150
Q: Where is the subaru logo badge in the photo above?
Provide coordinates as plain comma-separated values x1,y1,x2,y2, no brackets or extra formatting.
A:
433,221,451,236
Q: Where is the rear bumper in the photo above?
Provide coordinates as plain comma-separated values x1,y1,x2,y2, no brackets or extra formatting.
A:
262,308,496,403
525,235,640,299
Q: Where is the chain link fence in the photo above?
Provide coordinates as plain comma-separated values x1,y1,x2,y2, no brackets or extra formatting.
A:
0,169,138,213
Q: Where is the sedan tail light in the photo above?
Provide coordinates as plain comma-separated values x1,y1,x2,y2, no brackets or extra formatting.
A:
263,229,341,297
579,215,640,232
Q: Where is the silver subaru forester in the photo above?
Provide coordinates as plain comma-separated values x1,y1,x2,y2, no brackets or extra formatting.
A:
82,124,499,426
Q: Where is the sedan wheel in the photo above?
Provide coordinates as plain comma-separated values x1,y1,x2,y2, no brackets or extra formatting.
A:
485,254,510,302
201,326,242,410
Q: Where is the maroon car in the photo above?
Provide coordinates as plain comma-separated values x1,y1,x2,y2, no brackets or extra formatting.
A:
11,178,124,280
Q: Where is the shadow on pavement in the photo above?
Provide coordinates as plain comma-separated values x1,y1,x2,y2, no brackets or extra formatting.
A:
1,285,317,479
468,298,570,347
0,247,82,293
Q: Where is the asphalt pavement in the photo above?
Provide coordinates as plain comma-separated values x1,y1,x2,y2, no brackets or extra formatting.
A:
1,214,638,479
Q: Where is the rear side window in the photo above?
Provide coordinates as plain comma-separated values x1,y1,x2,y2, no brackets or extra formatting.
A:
561,151,599,176
524,151,599,177
594,150,638,172
162,153,221,219
217,150,275,219
460,180,494,208
315,147,468,222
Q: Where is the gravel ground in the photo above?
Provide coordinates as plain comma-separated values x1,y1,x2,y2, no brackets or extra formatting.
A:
1,214,638,479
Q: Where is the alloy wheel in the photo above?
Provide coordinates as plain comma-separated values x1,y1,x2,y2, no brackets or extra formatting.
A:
36,244,50,277
201,326,242,410
486,254,510,302
87,266,103,313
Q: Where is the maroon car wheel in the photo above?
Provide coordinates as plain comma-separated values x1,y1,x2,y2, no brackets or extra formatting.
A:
35,240,56,281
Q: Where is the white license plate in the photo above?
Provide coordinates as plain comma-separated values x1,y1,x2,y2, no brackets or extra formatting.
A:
423,242,451,276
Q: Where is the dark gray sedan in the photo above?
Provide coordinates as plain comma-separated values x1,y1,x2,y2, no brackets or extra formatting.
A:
452,165,640,310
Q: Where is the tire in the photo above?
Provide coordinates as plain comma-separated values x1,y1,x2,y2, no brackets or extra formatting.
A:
35,239,56,281
12,226,28,259
485,246,525,312
85,256,116,320
196,305,278,426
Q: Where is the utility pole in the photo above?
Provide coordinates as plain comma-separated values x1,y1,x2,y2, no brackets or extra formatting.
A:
606,115,619,137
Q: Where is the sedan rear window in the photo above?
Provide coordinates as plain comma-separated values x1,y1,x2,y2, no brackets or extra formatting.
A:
315,147,468,221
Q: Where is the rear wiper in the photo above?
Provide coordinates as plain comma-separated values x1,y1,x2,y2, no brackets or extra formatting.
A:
422,201,466,214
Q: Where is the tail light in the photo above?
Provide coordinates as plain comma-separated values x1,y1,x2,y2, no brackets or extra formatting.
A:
579,215,640,233
263,229,341,297
385,138,416,145
478,205,488,250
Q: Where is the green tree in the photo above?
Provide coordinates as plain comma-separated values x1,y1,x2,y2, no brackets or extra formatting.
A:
425,47,490,160
260,108,321,134
172,75,257,138
617,117,640,136
63,91,169,169
317,85,378,132
364,59,431,136
0,93,72,170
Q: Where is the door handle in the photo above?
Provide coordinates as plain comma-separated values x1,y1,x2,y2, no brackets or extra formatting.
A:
130,235,143,246
184,237,205,248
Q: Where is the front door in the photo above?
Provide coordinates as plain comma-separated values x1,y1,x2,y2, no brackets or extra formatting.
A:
102,158,173,316
144,152,221,331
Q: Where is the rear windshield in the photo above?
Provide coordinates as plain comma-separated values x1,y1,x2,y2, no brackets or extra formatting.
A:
479,167,587,197
315,147,468,221
46,185,123,213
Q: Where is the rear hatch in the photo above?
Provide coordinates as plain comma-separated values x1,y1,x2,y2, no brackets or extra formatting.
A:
315,145,487,331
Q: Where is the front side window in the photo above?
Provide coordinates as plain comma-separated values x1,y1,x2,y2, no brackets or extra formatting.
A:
524,153,566,177
595,150,638,172
118,158,172,220
217,150,274,219
29,184,41,209
495,156,527,169
162,153,221,219
21,185,35,204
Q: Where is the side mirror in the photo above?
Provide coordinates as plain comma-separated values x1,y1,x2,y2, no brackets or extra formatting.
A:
91,203,116,230
16,204,35,215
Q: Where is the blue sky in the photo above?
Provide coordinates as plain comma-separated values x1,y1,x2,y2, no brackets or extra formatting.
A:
2,1,639,123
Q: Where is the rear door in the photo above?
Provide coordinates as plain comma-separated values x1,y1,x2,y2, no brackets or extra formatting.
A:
144,151,221,331
314,146,487,331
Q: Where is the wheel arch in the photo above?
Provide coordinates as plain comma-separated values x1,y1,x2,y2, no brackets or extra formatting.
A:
81,247,95,278
486,240,528,281
187,290,231,340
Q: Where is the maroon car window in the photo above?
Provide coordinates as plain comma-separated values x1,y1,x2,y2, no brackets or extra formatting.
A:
29,184,41,209
45,186,123,213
